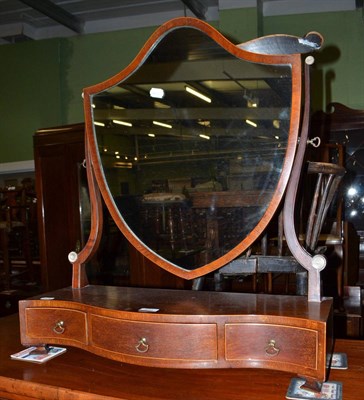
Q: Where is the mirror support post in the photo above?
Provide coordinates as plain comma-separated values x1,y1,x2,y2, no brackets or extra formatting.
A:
283,57,326,302
71,259,89,289
71,150,104,289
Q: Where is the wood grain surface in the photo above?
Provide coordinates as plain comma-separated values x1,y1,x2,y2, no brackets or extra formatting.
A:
0,313,362,399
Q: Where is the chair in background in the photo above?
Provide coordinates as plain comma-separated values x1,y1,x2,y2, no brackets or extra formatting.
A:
306,143,359,302
213,160,346,297
303,161,346,299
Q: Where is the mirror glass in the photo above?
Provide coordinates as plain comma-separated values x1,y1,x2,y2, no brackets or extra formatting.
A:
90,27,292,272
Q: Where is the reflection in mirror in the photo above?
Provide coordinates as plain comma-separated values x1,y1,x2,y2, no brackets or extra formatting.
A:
91,27,292,271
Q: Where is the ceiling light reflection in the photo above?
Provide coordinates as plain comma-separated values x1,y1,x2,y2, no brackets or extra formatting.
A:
153,120,172,129
185,86,211,103
347,187,357,197
150,87,165,99
245,119,257,128
113,119,132,127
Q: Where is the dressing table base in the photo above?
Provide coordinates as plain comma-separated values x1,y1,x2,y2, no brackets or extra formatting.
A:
19,286,333,387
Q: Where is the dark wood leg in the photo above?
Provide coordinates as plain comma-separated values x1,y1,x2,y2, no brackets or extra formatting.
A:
192,277,204,290
214,272,224,291
299,376,322,393
296,271,308,295
27,345,50,355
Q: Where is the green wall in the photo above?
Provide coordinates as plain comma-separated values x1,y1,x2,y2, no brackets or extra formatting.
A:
0,40,62,162
264,10,364,111
0,7,363,163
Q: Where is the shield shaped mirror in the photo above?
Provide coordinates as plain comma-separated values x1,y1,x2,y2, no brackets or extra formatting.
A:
82,18,302,280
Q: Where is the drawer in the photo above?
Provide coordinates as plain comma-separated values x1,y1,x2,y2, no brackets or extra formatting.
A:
90,314,217,361
24,308,87,345
225,323,318,369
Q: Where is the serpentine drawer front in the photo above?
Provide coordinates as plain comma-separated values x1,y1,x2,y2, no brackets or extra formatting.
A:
18,287,333,383
90,314,218,362
24,308,87,345
225,323,320,374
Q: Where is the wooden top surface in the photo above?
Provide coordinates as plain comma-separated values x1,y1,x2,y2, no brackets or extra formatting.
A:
23,285,333,321
0,313,363,400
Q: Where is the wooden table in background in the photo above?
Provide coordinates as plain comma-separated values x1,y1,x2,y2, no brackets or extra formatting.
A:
0,313,363,400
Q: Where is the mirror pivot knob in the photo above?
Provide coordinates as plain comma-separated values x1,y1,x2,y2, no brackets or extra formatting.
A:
312,254,326,271
305,55,315,65
68,251,78,263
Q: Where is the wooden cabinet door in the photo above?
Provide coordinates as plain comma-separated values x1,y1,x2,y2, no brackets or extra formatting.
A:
34,124,191,291
34,124,85,291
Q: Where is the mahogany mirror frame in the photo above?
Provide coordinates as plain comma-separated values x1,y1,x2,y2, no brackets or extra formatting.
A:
71,17,306,287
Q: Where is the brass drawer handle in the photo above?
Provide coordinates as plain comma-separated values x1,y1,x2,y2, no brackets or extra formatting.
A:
135,338,149,353
53,320,65,334
265,339,280,356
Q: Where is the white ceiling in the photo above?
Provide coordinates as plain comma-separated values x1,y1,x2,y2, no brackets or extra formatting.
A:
0,0,358,44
